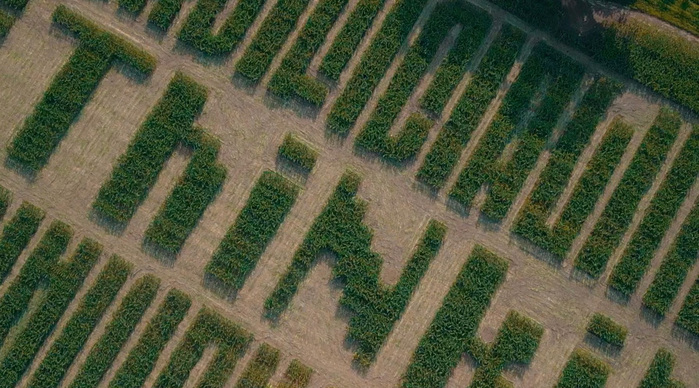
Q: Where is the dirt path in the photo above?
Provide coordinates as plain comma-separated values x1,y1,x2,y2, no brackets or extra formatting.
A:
0,0,697,387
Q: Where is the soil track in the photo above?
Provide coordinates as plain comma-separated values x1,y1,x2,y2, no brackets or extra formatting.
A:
0,0,697,387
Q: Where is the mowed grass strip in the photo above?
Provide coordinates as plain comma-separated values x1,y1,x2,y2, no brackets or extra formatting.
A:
575,108,681,278
0,202,45,283
326,0,429,135
514,118,632,260
236,0,312,81
400,246,508,388
416,25,525,190
512,77,624,259
205,171,299,294
354,0,491,163
0,239,101,388
154,308,252,388
108,289,190,388
28,256,131,388
68,275,160,388
610,121,698,296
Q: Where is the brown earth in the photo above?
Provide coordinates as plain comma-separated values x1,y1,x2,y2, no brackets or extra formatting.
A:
0,0,697,387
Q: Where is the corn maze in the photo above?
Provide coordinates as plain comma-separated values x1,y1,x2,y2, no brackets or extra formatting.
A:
0,0,697,386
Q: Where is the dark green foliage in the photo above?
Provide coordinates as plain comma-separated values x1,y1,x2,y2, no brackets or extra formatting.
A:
354,1,490,163
0,0,29,11
487,0,699,114
490,311,543,365
147,0,186,31
69,275,160,388
236,0,311,81
176,0,265,55
50,6,156,74
610,120,699,296
0,10,14,39
319,0,385,80
234,344,280,388
0,239,101,388
400,246,508,388
154,308,252,388
469,311,544,388
95,73,224,254
512,77,624,256
109,289,191,388
278,360,313,388
0,220,72,345
555,348,610,388
638,349,686,388
144,130,227,255
585,20,699,114
326,0,429,135
675,277,698,335
418,9,492,116
0,186,9,219
586,313,627,347
6,5,155,173
514,116,631,260
28,256,131,388
278,134,318,172
205,171,299,293
267,0,347,106
7,44,110,172
416,25,525,189
0,202,44,282
449,44,585,220
643,197,699,316
575,108,680,277
119,0,147,15
264,172,445,366
93,73,207,224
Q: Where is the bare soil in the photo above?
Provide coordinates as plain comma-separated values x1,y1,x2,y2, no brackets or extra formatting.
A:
0,0,697,387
